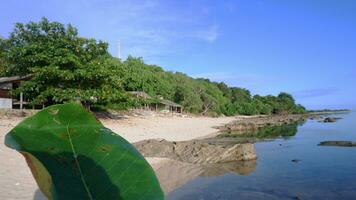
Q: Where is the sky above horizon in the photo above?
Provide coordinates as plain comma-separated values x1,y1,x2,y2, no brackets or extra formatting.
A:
1,0,355,109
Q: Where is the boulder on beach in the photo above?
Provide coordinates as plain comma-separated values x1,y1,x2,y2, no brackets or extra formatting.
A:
134,139,257,164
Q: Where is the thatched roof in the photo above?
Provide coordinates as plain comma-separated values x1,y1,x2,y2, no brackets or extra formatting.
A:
159,99,182,107
0,75,31,84
128,91,182,107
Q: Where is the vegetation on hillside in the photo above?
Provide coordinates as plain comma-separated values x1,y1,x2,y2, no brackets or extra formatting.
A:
0,18,306,115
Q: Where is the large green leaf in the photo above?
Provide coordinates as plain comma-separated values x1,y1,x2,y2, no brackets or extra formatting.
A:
4,103,163,200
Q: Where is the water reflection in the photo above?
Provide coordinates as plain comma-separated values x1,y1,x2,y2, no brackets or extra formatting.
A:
156,159,256,194
201,160,256,176
166,113,356,200
218,120,305,140
157,122,308,194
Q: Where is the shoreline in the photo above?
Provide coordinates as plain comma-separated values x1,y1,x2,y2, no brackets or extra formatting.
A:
0,111,342,198
0,113,239,199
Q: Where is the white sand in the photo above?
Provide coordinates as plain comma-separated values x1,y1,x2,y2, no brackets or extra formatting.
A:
0,114,238,199
102,115,237,143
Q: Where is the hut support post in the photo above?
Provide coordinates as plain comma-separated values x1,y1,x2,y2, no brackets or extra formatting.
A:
20,92,23,110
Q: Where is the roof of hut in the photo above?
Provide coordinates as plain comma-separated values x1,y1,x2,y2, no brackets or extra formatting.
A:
159,99,182,107
0,75,31,84
128,91,182,107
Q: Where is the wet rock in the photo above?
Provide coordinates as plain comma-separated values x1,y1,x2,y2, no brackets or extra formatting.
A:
309,115,323,120
320,117,341,123
293,195,301,200
318,141,356,147
134,139,257,164
219,114,308,132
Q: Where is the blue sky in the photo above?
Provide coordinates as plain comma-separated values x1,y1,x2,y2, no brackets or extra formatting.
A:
1,0,355,109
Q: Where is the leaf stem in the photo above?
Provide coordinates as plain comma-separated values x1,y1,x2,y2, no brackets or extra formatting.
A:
66,124,93,200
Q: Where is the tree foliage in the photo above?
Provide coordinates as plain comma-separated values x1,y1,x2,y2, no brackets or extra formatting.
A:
1,18,126,106
0,37,7,76
0,18,306,115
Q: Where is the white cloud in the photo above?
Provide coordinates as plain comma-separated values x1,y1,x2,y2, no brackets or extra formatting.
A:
32,0,220,60
192,25,219,42
92,0,220,59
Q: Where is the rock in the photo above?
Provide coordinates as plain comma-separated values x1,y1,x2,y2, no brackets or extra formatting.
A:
309,115,322,120
219,114,308,132
293,196,301,200
134,139,257,164
321,117,341,123
318,141,356,147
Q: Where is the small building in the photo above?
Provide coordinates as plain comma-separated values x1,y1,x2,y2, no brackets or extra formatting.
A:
0,75,30,109
128,91,183,113
155,99,183,113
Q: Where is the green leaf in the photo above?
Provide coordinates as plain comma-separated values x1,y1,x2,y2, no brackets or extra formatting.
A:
4,103,163,200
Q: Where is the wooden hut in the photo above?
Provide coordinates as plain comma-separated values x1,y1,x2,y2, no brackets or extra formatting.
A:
0,75,30,109
127,91,183,113
156,99,183,113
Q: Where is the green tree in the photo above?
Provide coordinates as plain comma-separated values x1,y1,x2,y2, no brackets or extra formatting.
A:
119,56,174,98
196,79,227,115
173,73,203,113
1,18,306,115
0,37,7,76
1,18,126,106
230,87,251,103
252,97,272,115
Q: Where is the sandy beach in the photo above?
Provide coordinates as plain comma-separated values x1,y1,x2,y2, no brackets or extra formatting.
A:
103,115,237,142
0,114,238,200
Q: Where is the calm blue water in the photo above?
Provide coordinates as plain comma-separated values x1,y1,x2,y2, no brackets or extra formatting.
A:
167,112,356,200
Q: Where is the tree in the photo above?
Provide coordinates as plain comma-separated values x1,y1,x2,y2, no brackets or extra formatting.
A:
173,73,203,113
196,79,227,115
215,82,231,99
119,56,174,98
0,37,7,76
230,87,251,103
1,18,306,115
252,98,273,115
1,18,126,106
276,92,301,114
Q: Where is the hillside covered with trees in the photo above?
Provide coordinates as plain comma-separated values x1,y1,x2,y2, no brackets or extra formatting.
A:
0,18,306,116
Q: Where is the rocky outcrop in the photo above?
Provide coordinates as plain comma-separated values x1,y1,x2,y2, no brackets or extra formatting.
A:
318,141,356,147
134,139,257,164
320,117,341,123
219,114,309,132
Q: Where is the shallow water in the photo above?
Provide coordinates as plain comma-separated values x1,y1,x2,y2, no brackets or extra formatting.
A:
166,112,356,200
